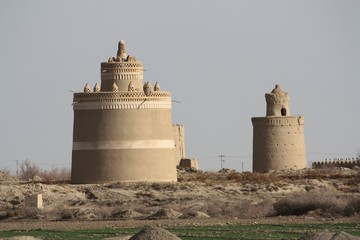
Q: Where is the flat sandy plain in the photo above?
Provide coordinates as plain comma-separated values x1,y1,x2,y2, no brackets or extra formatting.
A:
0,168,359,232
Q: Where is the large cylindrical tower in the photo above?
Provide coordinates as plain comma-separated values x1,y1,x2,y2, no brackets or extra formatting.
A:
252,85,306,172
71,40,177,183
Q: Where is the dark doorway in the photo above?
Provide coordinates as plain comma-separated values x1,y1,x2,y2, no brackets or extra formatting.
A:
281,108,287,116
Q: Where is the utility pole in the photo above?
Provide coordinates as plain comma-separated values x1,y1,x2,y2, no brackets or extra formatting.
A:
241,162,244,172
219,155,225,169
15,160,19,177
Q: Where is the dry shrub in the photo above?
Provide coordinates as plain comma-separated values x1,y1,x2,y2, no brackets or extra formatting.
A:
19,159,41,180
19,160,70,182
227,172,283,184
344,197,360,216
182,171,284,185
300,168,357,180
40,168,71,182
345,171,360,188
273,189,349,217
186,199,274,218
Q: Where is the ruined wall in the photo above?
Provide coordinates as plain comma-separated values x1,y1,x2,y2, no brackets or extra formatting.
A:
173,124,186,165
312,159,360,169
71,92,176,183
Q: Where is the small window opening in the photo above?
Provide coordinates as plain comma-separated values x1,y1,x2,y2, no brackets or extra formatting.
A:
281,108,287,116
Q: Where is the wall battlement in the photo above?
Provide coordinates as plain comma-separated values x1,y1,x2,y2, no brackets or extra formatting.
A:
101,62,143,68
74,91,171,99
312,159,360,169
252,115,304,127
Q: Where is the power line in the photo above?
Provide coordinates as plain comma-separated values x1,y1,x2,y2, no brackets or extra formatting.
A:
15,160,19,177
226,155,252,159
218,155,225,169
197,156,219,160
307,152,357,156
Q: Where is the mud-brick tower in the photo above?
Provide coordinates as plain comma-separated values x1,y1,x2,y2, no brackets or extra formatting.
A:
71,40,177,183
252,85,306,172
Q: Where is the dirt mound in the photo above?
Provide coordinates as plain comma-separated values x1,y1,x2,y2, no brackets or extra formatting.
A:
300,231,360,240
148,208,182,220
129,227,180,240
112,210,143,219
180,211,210,219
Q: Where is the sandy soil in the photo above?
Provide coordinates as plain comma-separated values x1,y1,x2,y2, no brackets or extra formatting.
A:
0,168,359,231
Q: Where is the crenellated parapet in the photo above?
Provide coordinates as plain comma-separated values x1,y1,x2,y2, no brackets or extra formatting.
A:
101,62,143,69
74,91,171,100
252,115,304,127
312,159,360,169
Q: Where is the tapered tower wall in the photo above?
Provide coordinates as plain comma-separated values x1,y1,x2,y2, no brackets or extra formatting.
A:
252,116,306,172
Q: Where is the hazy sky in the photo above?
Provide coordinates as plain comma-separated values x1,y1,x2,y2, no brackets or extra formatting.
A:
1,0,359,173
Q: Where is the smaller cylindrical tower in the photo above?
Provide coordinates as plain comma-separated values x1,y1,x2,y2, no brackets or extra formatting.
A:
100,40,144,92
252,85,306,172
265,84,290,117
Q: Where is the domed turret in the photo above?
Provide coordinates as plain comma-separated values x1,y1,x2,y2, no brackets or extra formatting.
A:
84,83,91,93
143,82,152,96
112,82,118,92
93,83,100,93
154,82,160,91
128,81,135,91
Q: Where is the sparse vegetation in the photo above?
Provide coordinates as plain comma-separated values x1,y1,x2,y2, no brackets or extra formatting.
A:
18,159,70,182
272,189,356,217
0,167,359,234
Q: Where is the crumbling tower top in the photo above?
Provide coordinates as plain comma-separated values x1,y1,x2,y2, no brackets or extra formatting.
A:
265,84,290,117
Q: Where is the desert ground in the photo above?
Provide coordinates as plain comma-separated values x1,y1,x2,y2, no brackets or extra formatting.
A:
0,167,359,238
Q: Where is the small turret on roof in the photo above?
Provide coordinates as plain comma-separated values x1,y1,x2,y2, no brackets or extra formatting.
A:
271,84,287,96
266,84,290,117
117,40,128,60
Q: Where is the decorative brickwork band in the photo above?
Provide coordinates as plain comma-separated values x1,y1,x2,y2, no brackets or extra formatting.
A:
73,91,172,110
252,115,304,126
74,91,171,99
73,101,172,110
73,140,175,150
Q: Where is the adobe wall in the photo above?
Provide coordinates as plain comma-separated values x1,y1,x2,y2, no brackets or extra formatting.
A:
71,92,177,183
312,159,360,169
252,115,306,172
100,62,143,92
